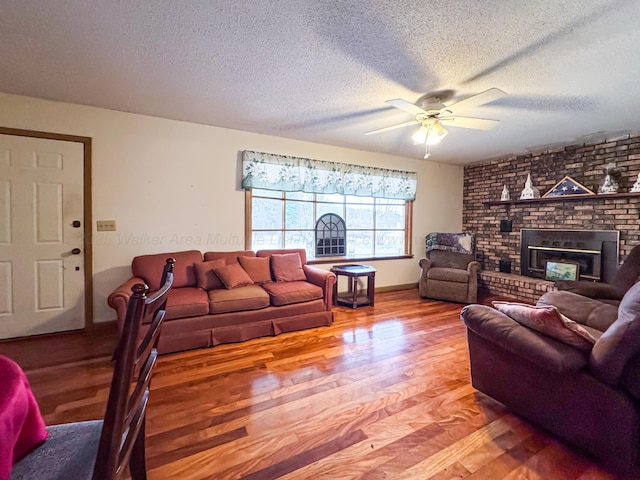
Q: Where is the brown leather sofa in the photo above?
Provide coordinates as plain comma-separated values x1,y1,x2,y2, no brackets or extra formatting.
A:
108,249,335,354
460,282,640,474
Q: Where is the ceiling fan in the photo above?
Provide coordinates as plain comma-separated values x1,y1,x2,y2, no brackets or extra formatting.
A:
365,88,507,158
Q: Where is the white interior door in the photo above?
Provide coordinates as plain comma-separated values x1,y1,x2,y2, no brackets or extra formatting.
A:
0,134,85,339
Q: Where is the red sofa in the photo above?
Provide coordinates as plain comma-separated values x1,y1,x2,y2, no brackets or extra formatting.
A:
108,249,336,354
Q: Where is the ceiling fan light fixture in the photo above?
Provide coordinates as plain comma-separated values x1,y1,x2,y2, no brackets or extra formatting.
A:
412,120,448,146
411,125,429,144
426,122,448,145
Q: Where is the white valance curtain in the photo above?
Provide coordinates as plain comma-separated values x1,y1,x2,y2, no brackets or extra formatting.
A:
241,150,417,200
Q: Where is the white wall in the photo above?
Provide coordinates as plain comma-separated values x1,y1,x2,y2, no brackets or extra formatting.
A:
0,93,463,323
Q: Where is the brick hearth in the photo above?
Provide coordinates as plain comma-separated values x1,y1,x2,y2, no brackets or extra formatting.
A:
479,271,557,304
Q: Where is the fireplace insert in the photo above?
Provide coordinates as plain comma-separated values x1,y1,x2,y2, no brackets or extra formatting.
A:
520,229,619,283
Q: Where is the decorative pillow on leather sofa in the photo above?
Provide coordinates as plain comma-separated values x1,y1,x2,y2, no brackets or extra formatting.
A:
271,253,306,282
238,256,272,284
195,259,226,290
590,281,640,385
213,263,254,289
492,301,597,351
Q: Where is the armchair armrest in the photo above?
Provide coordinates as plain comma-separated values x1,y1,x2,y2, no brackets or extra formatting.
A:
107,276,146,330
461,304,588,374
418,257,431,271
467,261,480,276
554,280,626,301
303,265,336,311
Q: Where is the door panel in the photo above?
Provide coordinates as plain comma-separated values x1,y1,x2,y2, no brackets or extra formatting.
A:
0,134,85,339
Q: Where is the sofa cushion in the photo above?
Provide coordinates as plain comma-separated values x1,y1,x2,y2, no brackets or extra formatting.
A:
207,285,270,314
163,288,209,320
590,281,640,385
194,259,226,290
537,291,619,332
492,301,597,352
203,250,256,263
427,267,470,283
262,281,323,306
238,256,272,284
271,253,306,282
257,248,307,264
132,250,202,290
213,263,254,289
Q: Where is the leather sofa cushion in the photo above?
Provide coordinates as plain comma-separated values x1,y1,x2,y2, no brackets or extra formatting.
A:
207,285,270,314
537,291,618,332
163,288,209,321
427,267,469,283
590,281,640,385
133,250,202,290
262,281,323,306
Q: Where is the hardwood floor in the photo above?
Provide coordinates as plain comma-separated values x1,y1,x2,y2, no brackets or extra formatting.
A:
0,289,625,479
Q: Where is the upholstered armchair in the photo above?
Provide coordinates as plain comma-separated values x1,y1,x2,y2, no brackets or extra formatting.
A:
418,233,480,304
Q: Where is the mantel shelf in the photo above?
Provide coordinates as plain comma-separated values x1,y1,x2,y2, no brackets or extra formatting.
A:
483,191,640,207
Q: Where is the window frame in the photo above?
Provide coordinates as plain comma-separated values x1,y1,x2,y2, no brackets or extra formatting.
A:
244,189,413,264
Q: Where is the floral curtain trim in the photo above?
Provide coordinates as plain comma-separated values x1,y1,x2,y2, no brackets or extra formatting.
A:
242,150,417,200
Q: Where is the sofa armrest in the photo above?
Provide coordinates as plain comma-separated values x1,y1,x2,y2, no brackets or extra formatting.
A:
461,304,588,374
303,265,336,310
554,280,626,301
107,277,146,330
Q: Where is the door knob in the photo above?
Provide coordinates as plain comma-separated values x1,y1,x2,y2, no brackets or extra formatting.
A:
71,248,81,255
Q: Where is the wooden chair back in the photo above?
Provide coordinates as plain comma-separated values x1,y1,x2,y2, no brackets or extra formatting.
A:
93,258,175,480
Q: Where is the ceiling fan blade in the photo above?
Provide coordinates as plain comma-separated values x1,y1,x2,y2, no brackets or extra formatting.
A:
386,98,427,116
364,119,420,135
439,116,499,130
447,88,507,114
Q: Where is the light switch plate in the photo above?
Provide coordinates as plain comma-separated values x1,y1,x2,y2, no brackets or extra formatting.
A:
97,220,116,231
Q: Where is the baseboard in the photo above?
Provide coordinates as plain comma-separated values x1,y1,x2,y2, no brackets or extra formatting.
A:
375,283,418,293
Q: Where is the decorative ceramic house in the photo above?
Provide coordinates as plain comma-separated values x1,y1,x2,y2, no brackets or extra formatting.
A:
520,173,540,200
500,184,510,201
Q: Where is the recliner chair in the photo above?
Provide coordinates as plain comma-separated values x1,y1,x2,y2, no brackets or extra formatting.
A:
418,232,480,304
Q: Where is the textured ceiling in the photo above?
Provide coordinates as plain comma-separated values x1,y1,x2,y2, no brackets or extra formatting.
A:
2,0,640,165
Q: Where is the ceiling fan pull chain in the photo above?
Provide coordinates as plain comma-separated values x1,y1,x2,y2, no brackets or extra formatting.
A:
424,143,431,159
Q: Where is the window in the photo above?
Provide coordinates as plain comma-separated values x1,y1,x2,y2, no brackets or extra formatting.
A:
247,189,412,260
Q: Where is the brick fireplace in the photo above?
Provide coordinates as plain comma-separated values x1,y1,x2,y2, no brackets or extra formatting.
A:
463,132,640,300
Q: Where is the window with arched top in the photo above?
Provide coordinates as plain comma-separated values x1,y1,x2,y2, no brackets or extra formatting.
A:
315,213,346,257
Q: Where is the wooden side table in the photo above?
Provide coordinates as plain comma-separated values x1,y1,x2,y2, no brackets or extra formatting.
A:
330,264,376,309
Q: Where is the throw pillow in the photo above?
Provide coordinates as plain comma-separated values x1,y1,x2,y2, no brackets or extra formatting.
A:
213,262,254,289
492,301,597,351
590,281,640,385
194,259,226,290
271,253,307,282
238,256,272,284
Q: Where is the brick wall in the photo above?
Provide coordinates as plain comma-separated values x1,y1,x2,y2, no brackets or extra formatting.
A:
463,133,640,274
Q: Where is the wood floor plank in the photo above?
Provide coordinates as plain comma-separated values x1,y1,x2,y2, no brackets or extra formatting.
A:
1,289,627,479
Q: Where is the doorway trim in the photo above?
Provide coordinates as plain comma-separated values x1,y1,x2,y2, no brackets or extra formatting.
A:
0,126,94,330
